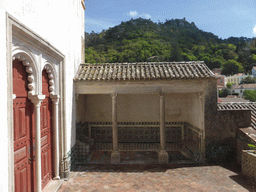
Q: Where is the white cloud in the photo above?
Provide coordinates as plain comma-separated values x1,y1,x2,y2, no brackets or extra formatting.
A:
129,11,138,17
142,13,151,19
128,11,151,19
253,25,256,36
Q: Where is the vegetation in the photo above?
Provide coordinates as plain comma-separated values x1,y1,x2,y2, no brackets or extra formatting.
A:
240,76,256,84
221,60,244,75
219,88,229,97
248,144,256,154
85,17,256,75
226,82,233,89
243,90,256,102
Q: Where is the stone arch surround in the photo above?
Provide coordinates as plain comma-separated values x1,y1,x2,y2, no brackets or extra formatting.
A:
7,14,67,192
12,50,38,96
43,63,57,95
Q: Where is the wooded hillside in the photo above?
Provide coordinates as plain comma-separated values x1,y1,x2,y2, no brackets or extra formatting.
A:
85,17,256,75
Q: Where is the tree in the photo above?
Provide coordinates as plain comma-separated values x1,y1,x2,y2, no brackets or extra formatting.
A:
181,52,197,61
226,82,233,89
83,18,253,67
170,42,182,61
211,58,223,69
239,76,256,84
219,88,229,97
243,90,256,102
221,60,244,75
251,54,256,63
225,82,233,95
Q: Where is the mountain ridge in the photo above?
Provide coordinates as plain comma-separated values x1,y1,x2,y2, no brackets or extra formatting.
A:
84,18,255,75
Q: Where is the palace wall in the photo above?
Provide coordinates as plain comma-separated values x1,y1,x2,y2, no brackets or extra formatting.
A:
204,79,252,161
0,1,84,190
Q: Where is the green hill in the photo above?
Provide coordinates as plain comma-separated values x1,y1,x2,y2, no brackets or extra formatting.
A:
84,17,255,75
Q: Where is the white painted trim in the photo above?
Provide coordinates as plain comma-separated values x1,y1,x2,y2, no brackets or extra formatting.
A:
6,12,15,192
75,80,205,94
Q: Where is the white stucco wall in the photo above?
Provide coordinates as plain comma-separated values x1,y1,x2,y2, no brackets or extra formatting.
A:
187,93,202,129
0,1,84,190
84,93,197,123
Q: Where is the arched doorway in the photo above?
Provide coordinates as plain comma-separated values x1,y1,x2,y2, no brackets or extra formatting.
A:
41,69,53,188
13,59,34,192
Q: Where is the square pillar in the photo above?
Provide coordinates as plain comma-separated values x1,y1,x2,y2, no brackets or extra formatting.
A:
158,92,169,164
111,93,120,164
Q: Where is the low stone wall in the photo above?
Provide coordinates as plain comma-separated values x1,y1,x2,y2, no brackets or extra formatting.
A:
242,150,256,183
237,127,256,164
205,109,251,163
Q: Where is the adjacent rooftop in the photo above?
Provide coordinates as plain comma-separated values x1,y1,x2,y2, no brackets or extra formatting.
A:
218,97,249,103
232,83,256,89
217,102,256,130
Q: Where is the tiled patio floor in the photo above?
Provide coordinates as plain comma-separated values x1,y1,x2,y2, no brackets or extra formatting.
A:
57,151,256,192
58,163,255,192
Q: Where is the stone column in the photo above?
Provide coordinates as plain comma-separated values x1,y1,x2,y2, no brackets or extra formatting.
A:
198,92,205,163
158,93,169,164
63,117,69,178
50,95,60,180
111,93,120,164
29,95,45,192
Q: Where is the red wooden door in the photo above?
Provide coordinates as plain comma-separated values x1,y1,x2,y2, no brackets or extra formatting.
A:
41,69,53,189
13,59,34,192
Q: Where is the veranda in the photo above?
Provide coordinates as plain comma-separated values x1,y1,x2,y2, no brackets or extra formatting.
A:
74,62,215,164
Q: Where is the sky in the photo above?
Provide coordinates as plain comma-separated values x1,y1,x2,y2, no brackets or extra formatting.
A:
84,0,256,39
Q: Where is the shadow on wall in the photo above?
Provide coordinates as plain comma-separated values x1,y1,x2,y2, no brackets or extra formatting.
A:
205,110,251,163
67,85,78,170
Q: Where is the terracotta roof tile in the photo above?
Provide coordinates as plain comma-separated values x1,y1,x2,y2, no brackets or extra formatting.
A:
74,61,215,81
218,98,250,103
232,84,256,89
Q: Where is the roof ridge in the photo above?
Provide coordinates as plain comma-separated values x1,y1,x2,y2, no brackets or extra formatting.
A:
75,61,215,81
80,61,206,65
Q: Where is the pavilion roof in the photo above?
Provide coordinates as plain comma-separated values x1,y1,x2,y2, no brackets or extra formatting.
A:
74,61,215,81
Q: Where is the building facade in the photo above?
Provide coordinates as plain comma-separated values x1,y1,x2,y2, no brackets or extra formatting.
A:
225,74,249,86
0,1,85,191
252,66,256,78
216,75,225,87
232,84,256,97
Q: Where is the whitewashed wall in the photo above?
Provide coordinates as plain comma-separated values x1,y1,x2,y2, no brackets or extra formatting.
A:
0,0,84,191
187,93,202,129
84,93,196,123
